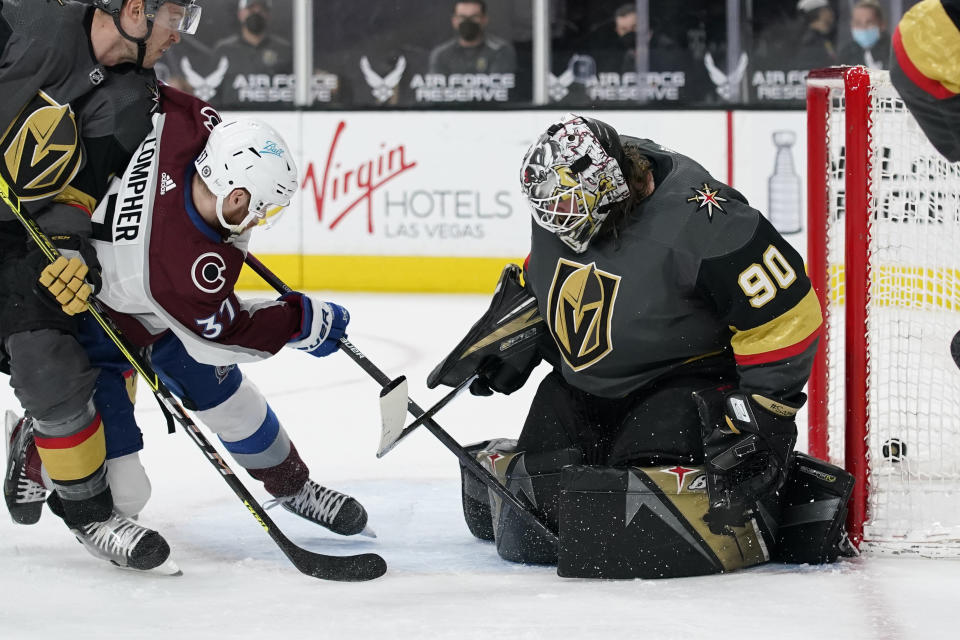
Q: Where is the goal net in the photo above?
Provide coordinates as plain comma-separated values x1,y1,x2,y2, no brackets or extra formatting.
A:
806,66,960,556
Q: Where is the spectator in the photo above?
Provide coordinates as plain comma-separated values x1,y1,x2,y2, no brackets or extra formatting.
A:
428,0,517,75
837,0,891,69
213,0,293,107
795,0,838,70
580,3,640,74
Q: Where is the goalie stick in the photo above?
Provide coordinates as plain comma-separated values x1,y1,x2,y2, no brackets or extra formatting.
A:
243,254,561,549
377,373,478,458
0,177,387,582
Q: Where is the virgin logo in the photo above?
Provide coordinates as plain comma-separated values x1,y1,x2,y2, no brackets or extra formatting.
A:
301,120,417,233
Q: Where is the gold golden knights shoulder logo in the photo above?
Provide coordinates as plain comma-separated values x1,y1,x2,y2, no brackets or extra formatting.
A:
0,91,81,202
546,258,621,371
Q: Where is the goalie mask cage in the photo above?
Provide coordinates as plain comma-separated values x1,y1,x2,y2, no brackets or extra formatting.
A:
807,66,960,556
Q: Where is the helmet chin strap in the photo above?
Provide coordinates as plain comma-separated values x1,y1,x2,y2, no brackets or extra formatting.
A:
215,195,237,235
215,196,260,236
110,13,153,69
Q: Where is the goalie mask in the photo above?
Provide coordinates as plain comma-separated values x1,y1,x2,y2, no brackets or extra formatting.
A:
195,118,299,235
520,114,630,253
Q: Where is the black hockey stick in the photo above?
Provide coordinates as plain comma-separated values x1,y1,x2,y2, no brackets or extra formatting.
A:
0,179,386,582
244,254,561,548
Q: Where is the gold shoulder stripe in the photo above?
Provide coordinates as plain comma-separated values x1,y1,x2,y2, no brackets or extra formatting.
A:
899,0,960,94
53,185,97,215
729,288,822,357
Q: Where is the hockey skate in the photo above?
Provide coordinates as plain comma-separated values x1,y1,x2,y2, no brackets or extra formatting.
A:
71,512,180,575
267,479,374,537
4,411,47,525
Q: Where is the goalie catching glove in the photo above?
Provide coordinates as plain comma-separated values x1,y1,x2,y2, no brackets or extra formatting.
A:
428,263,546,396
283,292,349,357
693,385,799,535
34,235,102,316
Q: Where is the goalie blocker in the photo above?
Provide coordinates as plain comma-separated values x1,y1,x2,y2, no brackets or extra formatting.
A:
428,263,548,396
459,443,854,578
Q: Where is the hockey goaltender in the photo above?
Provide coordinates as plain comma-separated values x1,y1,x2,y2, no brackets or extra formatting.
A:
428,114,856,579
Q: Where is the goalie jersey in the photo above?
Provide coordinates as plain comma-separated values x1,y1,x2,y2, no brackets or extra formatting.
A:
90,87,302,366
524,136,822,401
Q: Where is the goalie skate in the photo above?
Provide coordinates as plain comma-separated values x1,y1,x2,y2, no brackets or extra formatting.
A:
4,411,47,525
268,480,374,538
71,512,180,575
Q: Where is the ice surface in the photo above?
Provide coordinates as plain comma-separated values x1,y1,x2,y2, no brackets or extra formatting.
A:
2,292,959,639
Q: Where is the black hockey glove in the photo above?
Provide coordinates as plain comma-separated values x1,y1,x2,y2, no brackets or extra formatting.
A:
693,385,800,535
31,234,102,316
429,264,546,397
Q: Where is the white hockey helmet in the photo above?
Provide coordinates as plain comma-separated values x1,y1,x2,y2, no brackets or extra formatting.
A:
194,118,298,235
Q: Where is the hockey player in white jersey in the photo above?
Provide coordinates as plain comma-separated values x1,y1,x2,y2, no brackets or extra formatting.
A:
13,85,373,569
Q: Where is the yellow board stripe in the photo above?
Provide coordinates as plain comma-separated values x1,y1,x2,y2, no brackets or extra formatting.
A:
898,0,960,94
236,255,524,293
730,288,823,357
828,264,960,310
35,424,106,482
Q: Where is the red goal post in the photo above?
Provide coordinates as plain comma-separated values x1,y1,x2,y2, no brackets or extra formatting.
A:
806,66,960,556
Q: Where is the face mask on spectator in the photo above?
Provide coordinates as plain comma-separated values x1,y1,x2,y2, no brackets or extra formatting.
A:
245,12,268,36
458,19,482,41
851,26,880,49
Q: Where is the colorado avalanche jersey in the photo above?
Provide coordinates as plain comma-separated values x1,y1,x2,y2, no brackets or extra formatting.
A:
90,87,302,366
525,136,822,401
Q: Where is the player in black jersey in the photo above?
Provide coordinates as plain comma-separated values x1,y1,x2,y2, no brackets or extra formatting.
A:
890,0,960,162
0,0,200,574
433,114,855,577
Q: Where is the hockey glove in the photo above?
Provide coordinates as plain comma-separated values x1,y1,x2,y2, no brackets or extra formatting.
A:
693,385,800,535
283,292,349,358
34,235,102,316
428,263,545,397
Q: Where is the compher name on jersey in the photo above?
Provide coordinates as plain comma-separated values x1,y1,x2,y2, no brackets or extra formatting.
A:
112,133,159,244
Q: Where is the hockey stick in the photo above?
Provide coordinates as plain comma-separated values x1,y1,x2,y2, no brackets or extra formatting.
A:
0,179,386,582
378,373,478,458
244,254,561,548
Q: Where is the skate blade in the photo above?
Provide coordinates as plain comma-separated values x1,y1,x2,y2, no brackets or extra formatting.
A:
4,410,19,459
113,557,183,576
359,525,377,539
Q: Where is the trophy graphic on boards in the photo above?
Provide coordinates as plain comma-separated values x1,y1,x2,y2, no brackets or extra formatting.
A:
768,130,802,234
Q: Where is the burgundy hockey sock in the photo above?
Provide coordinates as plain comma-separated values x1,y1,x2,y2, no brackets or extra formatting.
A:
248,444,310,497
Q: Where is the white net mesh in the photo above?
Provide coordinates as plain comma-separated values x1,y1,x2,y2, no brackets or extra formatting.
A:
823,70,960,554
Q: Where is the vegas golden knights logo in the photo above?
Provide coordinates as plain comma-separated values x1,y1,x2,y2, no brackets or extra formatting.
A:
0,91,81,202
546,259,620,371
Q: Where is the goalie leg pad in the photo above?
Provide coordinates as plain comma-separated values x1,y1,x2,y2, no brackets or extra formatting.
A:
459,440,501,541
558,465,772,579
773,452,855,564
492,446,581,565
460,439,580,564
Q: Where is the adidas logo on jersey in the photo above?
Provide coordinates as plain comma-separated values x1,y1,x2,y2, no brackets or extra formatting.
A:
160,173,177,195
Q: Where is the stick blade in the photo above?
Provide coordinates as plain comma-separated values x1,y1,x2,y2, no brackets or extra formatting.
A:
378,376,409,458
289,547,387,582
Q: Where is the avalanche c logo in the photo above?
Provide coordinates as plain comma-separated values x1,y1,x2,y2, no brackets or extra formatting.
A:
191,252,227,294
